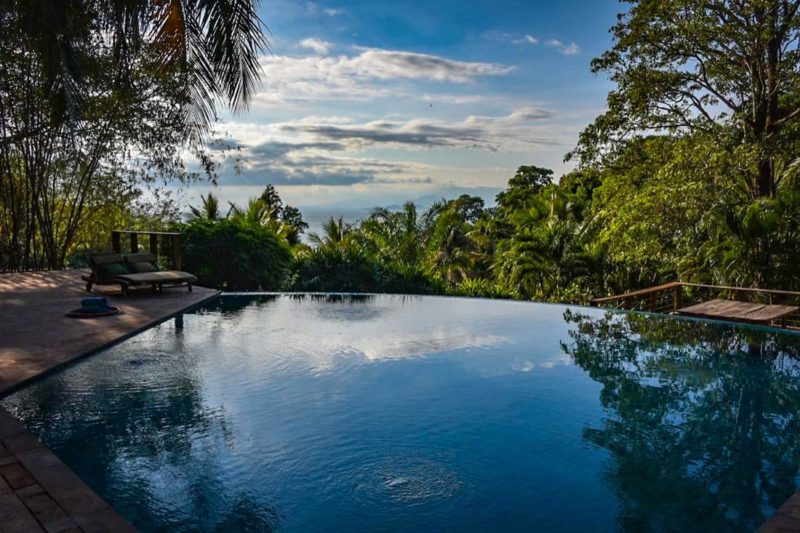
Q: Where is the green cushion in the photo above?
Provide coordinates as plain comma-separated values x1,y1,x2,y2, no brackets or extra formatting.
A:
128,261,158,273
96,262,130,279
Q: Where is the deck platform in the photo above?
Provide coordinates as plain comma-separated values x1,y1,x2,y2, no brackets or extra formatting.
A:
0,269,219,531
677,298,800,324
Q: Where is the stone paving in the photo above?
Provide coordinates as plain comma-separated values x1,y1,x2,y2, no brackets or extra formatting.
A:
0,269,219,532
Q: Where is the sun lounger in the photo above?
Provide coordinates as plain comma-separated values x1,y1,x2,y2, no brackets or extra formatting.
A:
83,252,197,296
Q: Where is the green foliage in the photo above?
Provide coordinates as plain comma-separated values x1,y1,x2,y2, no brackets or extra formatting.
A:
574,0,800,198
699,191,800,290
495,165,554,214
228,190,308,246
451,278,507,299
0,0,267,270
189,194,224,221
182,218,292,291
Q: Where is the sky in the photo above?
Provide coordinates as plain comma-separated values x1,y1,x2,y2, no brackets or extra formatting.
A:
185,0,623,216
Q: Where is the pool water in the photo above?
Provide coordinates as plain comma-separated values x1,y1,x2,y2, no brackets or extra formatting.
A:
3,294,800,532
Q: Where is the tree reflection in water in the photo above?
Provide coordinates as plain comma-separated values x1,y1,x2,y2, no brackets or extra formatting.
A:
4,304,281,532
561,310,800,532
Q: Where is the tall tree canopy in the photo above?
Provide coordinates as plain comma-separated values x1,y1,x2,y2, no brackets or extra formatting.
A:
576,0,800,198
6,0,266,129
0,0,266,270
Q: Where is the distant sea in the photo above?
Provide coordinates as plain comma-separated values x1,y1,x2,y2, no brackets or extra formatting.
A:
295,187,501,244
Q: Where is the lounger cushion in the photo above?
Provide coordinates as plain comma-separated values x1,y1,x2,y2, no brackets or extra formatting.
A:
96,261,130,278
128,261,158,273
116,271,197,284
125,253,159,273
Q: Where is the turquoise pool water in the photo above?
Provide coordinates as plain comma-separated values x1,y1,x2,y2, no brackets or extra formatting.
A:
3,294,800,532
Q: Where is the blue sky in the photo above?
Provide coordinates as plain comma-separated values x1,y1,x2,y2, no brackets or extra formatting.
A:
188,0,622,212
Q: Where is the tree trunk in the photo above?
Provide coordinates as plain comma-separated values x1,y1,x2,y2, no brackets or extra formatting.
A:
757,157,774,197
757,3,781,198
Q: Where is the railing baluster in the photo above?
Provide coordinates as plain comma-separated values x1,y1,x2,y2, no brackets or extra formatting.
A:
110,230,183,267
149,234,158,256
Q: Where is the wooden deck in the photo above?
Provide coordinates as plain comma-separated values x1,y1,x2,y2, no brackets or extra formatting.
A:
677,298,800,323
0,269,219,531
591,282,800,330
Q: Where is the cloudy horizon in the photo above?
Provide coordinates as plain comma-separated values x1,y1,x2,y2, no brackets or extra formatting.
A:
180,0,620,215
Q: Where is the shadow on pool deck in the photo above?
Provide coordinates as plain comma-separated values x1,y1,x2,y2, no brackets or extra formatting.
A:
0,268,218,532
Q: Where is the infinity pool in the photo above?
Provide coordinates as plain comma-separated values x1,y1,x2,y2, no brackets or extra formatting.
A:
3,294,800,531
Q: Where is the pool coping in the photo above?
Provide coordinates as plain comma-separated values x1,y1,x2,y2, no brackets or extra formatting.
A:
0,408,135,532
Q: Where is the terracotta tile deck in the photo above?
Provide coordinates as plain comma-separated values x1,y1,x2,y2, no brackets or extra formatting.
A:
0,269,219,532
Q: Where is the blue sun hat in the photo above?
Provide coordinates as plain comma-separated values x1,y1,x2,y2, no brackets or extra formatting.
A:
67,297,120,318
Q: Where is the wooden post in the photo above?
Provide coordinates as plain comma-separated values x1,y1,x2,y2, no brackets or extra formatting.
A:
673,284,682,312
111,231,121,253
173,234,182,270
175,313,184,329
149,233,158,256
130,233,138,253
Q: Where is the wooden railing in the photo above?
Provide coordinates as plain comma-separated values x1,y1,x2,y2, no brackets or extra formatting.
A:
590,282,800,329
111,230,182,270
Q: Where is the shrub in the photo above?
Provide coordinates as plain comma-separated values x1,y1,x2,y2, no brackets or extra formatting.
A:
451,278,508,299
291,245,381,292
181,218,292,290
291,245,441,294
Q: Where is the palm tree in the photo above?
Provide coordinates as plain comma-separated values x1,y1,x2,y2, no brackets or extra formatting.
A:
8,0,267,127
228,197,304,245
188,193,223,221
360,202,422,267
425,207,478,284
308,217,351,246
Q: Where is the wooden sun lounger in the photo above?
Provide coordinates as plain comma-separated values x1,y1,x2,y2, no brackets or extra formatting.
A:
83,252,197,297
677,298,799,324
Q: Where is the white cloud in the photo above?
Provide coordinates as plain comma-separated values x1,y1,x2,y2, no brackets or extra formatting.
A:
344,47,513,82
324,7,346,16
299,38,332,55
254,47,514,105
233,108,555,152
209,136,437,187
510,34,579,55
420,93,484,104
545,39,580,55
514,34,539,45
